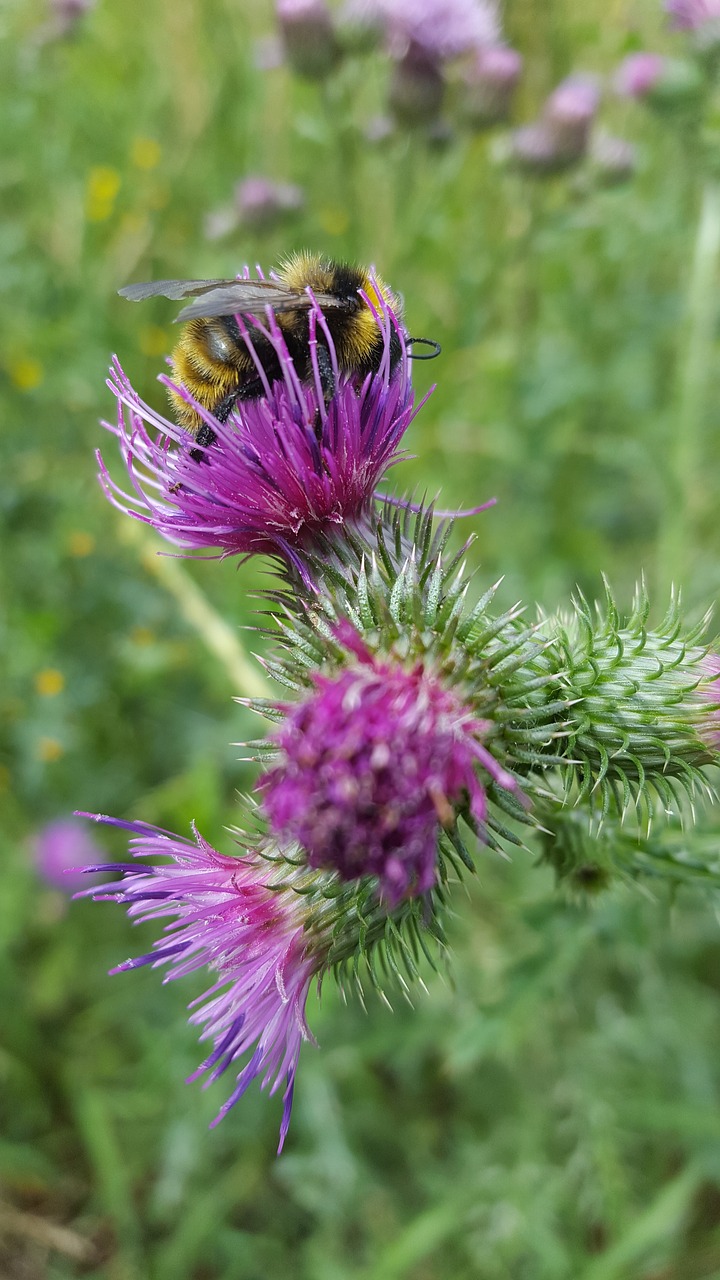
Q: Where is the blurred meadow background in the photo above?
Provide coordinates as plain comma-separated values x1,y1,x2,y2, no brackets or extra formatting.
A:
4,0,720,1276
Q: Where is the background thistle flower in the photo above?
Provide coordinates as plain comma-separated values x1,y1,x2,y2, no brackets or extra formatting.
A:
666,0,720,32
276,0,341,78
614,52,668,99
261,622,519,905
377,0,500,61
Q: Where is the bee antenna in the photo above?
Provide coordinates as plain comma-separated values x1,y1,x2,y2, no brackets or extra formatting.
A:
405,336,442,360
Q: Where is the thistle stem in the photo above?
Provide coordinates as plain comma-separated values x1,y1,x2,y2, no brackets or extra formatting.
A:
119,520,271,698
658,179,720,594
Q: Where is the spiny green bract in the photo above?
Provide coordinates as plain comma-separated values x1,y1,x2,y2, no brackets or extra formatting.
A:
539,579,718,821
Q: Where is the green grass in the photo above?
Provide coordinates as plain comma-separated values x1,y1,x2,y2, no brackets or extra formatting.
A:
4,0,720,1276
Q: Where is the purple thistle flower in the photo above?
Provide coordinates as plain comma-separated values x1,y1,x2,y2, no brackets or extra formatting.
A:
75,815,320,1152
350,0,500,60
99,289,420,577
543,74,600,161
614,52,667,99
33,817,104,893
262,624,519,906
666,0,720,30
205,177,304,240
509,75,599,174
461,44,523,126
510,123,563,173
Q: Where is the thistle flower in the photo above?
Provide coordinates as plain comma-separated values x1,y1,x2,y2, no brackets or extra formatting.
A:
377,0,500,60
33,817,104,893
46,0,95,36
614,52,704,109
75,816,321,1151
509,123,562,174
666,0,720,31
509,75,599,174
614,52,668,99
388,41,446,125
99,290,419,577
460,44,523,127
543,75,600,162
204,177,304,240
261,624,519,906
276,0,340,77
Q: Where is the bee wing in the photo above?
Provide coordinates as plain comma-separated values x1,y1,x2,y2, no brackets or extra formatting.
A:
174,281,344,323
117,278,244,303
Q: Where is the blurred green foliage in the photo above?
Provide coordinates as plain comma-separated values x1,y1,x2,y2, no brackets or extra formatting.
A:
3,0,720,1275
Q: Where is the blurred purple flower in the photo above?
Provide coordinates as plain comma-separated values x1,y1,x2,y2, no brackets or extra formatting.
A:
510,123,562,173
276,0,340,77
34,817,104,893
614,52,667,98
262,624,519,906
235,177,304,226
461,44,523,125
510,74,599,173
48,0,95,34
99,290,420,575
666,0,720,30
204,178,304,240
76,815,320,1151
544,74,600,160
345,0,499,60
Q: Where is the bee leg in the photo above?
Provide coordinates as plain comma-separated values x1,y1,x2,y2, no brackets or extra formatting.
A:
189,422,217,463
315,341,336,404
188,378,265,461
310,341,336,440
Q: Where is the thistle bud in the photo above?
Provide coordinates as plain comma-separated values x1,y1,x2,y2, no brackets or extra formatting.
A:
614,52,668,99
509,123,564,174
388,41,445,126
616,51,704,109
460,44,523,126
337,0,386,53
276,0,341,78
204,177,304,240
234,176,304,227
543,74,600,162
536,586,720,818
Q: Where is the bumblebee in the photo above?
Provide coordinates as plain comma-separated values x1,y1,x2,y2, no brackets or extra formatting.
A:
119,252,440,450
